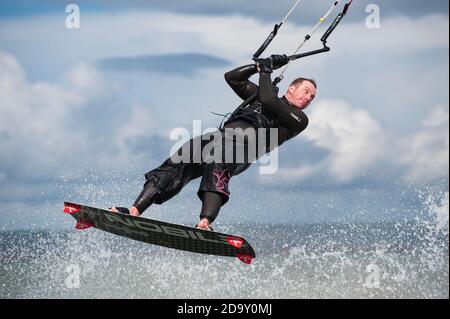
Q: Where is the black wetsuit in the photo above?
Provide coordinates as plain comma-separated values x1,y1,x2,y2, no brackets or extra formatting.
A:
132,64,309,223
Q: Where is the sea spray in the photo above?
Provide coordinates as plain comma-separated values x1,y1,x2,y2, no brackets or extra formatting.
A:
1,190,447,298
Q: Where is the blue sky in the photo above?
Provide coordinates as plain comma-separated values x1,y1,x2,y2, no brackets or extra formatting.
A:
0,0,448,230
0,1,447,20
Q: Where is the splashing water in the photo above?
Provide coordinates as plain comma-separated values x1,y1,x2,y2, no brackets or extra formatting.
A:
1,192,448,299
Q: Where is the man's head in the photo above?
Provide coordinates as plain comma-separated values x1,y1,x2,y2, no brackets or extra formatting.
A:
284,78,317,110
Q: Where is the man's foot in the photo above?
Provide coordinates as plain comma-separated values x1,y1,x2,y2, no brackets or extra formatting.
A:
196,218,214,231
109,206,140,216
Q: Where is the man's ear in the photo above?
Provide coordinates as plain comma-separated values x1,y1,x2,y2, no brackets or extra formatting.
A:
287,85,296,94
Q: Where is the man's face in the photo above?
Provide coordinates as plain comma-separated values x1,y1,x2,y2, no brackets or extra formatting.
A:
286,81,316,110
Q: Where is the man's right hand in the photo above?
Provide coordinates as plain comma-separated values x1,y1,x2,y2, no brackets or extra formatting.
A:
255,58,273,73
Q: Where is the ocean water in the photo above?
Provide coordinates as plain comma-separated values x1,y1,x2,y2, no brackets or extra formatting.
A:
1,205,448,299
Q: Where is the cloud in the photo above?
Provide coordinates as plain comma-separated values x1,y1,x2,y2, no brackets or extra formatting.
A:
0,50,144,186
0,7,448,229
2,10,447,80
97,53,230,76
0,50,87,182
274,100,385,183
399,104,449,180
344,14,449,54
263,101,448,185
116,104,157,147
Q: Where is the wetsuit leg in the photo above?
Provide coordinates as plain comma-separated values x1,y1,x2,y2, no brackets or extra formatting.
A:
134,136,205,214
133,177,161,214
199,191,223,223
197,120,255,222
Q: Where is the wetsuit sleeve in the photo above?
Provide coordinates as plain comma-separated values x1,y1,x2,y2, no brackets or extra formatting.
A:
224,64,259,101
258,72,308,134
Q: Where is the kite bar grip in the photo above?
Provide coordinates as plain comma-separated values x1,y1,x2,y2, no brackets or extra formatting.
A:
253,24,281,59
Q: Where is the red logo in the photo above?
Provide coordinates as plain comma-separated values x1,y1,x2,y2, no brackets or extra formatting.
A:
227,237,244,249
64,203,81,214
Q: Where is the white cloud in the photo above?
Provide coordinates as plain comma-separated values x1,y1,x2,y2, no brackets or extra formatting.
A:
63,62,112,100
0,8,448,229
0,11,256,69
399,104,449,180
115,104,157,146
268,101,448,184
422,104,450,128
0,50,84,151
275,100,385,183
340,14,449,54
0,50,137,183
0,11,447,75
0,10,448,207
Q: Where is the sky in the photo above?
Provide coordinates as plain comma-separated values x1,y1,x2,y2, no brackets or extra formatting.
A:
0,0,448,230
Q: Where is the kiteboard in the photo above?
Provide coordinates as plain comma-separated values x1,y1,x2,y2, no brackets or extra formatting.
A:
63,202,255,264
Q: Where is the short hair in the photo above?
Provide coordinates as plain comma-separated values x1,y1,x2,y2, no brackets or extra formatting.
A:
289,77,317,89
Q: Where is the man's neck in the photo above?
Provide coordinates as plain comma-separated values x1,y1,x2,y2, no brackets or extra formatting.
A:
282,95,294,106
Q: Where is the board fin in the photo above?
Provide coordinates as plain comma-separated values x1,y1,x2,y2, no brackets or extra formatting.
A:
236,254,254,264
75,219,93,230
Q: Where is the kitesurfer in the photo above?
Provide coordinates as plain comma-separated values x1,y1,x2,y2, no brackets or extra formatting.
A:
110,55,316,231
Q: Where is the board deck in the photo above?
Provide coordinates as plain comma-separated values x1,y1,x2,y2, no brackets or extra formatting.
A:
63,202,255,264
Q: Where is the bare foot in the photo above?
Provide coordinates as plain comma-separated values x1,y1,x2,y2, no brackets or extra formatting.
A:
129,206,140,216
196,218,213,231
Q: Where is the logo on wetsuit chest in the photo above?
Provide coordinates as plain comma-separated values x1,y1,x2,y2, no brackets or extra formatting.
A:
253,105,262,114
290,112,302,123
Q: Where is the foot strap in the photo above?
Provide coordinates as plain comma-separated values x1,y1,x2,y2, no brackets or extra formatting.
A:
109,207,130,215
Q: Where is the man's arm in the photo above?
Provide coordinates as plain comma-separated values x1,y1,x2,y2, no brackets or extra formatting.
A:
224,64,259,101
259,72,308,134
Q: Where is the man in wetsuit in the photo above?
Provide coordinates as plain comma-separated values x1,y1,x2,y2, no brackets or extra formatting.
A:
110,54,316,230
